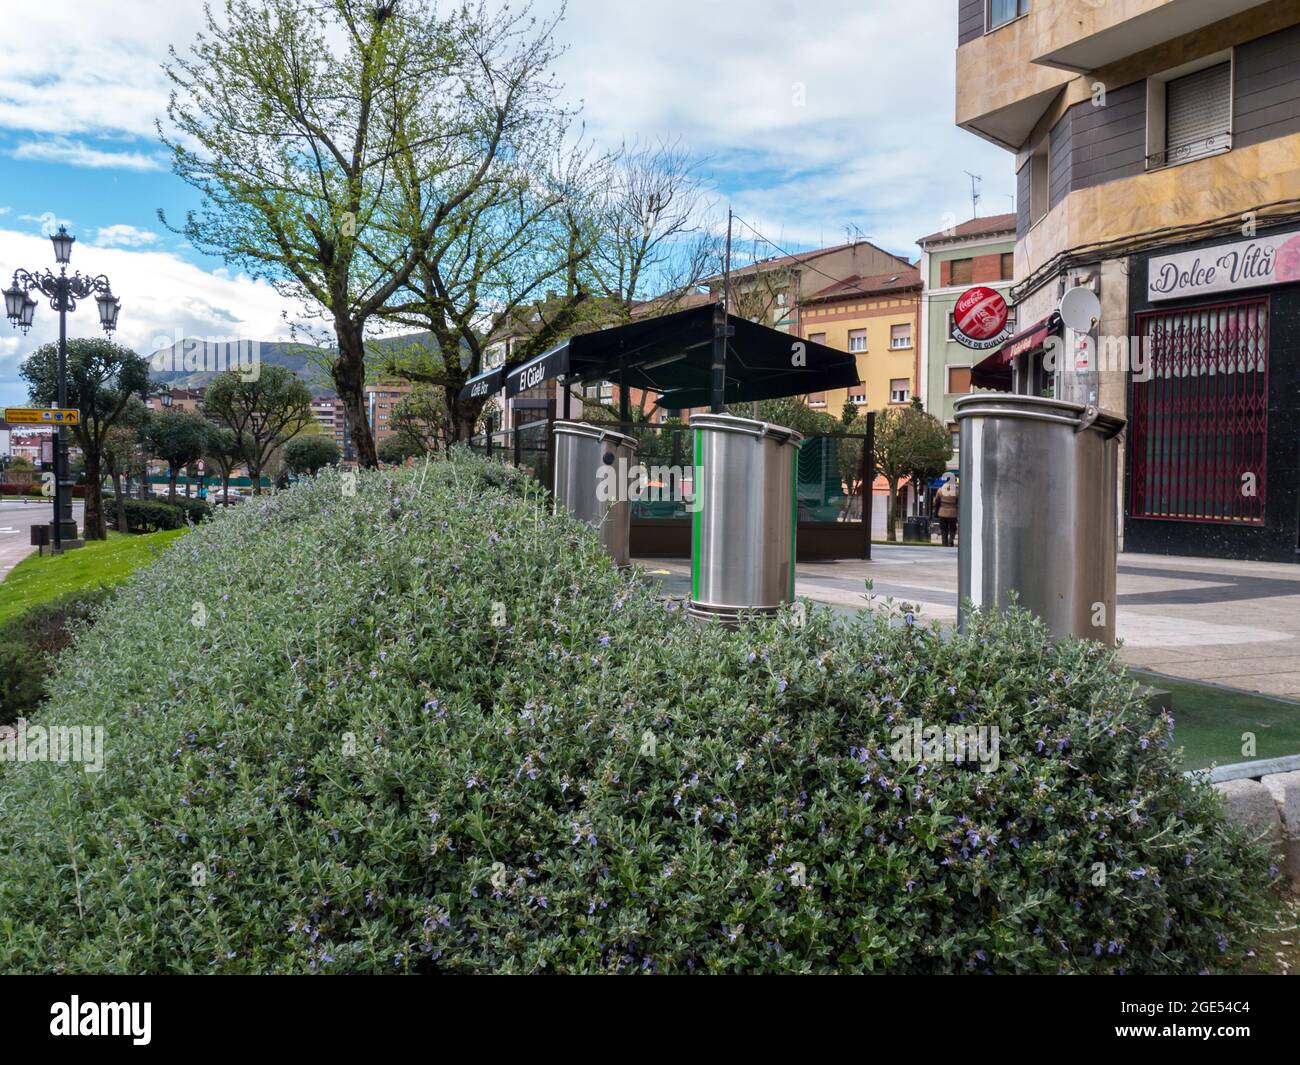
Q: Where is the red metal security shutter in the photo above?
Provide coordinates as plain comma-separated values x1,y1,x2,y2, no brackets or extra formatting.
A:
1130,297,1268,525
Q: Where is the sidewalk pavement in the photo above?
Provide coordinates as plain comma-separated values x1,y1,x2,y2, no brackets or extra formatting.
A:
0,501,85,578
637,545,1300,700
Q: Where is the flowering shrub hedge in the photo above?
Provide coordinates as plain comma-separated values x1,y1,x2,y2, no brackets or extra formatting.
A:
0,589,113,726
0,453,1275,973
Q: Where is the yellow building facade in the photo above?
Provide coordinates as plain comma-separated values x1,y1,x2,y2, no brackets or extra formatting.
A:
796,269,921,419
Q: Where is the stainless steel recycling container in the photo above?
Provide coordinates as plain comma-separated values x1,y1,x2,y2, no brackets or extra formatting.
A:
953,394,1125,644
687,413,803,622
553,421,639,567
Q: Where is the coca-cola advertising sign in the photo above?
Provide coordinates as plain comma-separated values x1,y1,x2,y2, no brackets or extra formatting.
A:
1148,230,1300,301
951,286,1012,350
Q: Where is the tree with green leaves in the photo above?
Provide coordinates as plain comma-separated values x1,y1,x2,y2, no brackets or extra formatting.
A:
19,337,150,539
161,0,466,467
371,5,608,442
204,425,249,501
149,410,210,503
102,398,149,533
201,366,315,495
283,435,340,476
873,400,950,542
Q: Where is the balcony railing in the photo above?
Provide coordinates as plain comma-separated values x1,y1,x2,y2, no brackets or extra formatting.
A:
1145,130,1232,171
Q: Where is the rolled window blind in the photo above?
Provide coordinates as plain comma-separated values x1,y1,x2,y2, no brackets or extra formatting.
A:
1166,62,1231,163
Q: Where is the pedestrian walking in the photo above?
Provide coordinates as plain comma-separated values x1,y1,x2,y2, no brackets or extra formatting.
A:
936,478,959,548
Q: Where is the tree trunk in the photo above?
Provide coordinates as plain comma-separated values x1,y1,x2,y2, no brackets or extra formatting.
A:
447,388,483,444
886,482,898,543
333,320,377,467
112,471,127,534
84,453,107,540
168,468,178,503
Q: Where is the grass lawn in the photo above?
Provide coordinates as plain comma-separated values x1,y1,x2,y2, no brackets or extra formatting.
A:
0,528,189,625
1130,668,1300,771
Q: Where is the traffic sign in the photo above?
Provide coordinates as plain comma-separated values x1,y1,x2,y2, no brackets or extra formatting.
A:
4,407,80,426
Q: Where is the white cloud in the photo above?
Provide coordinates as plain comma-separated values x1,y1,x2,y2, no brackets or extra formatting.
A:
0,228,311,407
11,137,165,172
92,224,160,249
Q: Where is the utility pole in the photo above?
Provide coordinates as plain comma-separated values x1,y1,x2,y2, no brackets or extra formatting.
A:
711,208,734,413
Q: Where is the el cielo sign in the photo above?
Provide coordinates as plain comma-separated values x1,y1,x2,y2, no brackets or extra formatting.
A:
951,286,1012,350
1148,229,1300,301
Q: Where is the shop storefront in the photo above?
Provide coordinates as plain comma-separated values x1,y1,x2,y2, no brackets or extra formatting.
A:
1125,222,1300,563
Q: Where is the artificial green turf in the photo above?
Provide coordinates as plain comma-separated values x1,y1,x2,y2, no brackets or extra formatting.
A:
0,528,189,625
1130,668,1300,772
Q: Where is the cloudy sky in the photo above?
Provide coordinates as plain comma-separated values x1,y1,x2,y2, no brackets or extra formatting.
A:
0,0,1011,408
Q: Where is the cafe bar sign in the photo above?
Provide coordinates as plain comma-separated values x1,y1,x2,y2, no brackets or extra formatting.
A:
1148,229,1300,301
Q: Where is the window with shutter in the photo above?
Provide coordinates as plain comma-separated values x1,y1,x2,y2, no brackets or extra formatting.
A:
1165,62,1231,166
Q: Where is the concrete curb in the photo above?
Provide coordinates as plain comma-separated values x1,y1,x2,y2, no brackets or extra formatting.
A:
1213,772,1300,892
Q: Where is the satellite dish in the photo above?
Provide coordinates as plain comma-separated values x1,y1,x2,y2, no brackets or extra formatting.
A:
1059,287,1101,333
458,336,474,371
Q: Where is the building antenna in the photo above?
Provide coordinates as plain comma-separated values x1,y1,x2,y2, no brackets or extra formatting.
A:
964,171,982,218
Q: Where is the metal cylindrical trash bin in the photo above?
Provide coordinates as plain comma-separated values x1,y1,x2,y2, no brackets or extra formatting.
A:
687,414,802,622
954,394,1125,644
553,421,638,567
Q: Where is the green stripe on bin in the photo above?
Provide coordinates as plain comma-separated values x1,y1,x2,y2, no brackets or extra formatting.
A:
789,441,799,601
691,428,702,602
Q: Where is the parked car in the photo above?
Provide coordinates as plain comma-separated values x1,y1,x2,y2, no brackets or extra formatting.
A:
210,490,247,505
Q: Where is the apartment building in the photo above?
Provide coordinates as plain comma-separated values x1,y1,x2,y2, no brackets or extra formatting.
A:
311,395,354,460
956,0,1300,561
364,382,413,447
916,213,1017,467
143,387,205,414
707,240,914,335
795,268,922,418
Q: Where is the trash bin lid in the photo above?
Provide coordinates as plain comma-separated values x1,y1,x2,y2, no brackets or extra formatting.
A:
552,420,639,451
688,413,803,446
951,394,1124,439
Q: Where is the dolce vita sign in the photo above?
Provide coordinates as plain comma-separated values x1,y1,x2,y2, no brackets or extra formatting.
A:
1148,230,1300,301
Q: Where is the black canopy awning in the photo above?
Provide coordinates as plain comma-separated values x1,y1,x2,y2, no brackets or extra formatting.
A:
527,303,859,408
457,364,505,402
504,342,570,398
467,302,860,408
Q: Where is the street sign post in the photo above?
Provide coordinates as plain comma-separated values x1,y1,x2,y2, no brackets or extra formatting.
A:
4,406,80,426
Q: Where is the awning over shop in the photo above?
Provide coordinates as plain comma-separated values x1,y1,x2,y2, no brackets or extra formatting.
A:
504,342,570,398
470,302,860,409
563,303,857,409
971,313,1061,392
457,364,505,402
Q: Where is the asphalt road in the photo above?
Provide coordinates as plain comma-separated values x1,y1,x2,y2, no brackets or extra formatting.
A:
0,499,85,576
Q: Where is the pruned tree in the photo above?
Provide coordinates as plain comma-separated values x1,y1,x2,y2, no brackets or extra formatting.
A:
102,399,149,533
149,410,210,503
873,400,950,542
201,366,315,494
19,338,150,539
283,435,341,476
204,425,249,500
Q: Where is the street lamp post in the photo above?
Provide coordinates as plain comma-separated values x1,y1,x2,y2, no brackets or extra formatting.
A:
4,226,121,554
